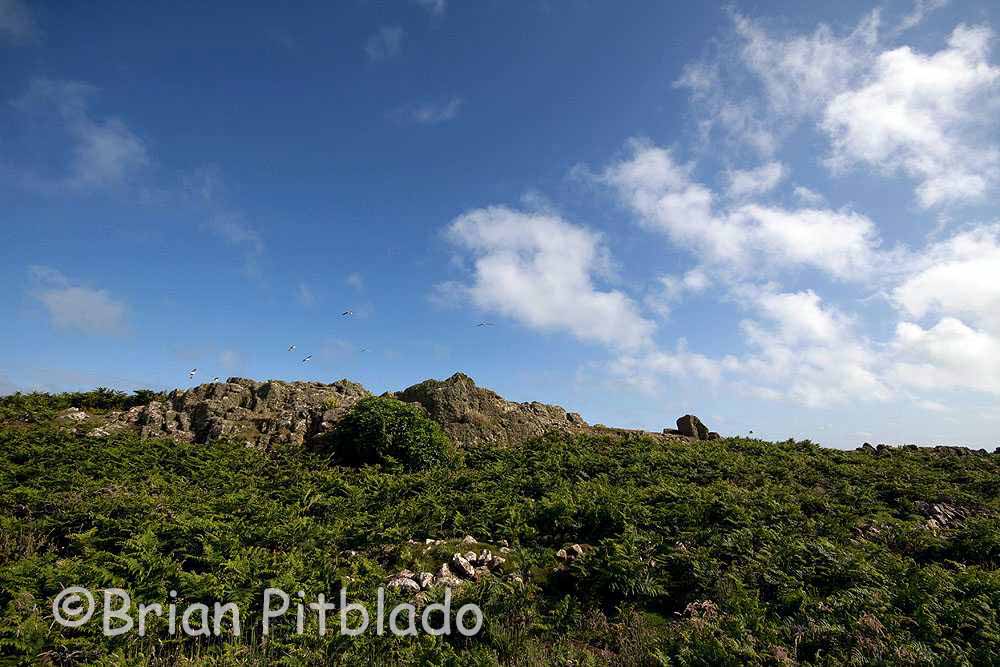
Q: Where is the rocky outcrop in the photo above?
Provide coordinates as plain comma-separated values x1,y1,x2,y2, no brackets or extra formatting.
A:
92,372,698,450
393,372,589,447
103,378,370,448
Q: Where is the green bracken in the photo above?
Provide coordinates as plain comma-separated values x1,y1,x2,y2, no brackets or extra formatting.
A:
0,390,998,665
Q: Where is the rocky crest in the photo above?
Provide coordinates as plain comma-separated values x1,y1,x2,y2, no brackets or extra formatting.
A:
103,378,370,448
392,372,588,448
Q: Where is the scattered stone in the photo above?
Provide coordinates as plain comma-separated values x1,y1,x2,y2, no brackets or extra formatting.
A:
451,553,476,579
556,548,569,561
706,432,720,441
568,544,585,558
388,576,421,593
58,408,88,422
86,427,110,438
461,535,476,544
418,572,434,590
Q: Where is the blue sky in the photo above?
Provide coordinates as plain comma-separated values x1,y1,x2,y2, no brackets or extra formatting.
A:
2,0,999,448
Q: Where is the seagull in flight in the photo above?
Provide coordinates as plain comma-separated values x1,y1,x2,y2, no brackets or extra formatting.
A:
302,354,312,363
288,344,296,352
188,368,198,380
477,322,495,327
342,309,353,317
359,347,369,353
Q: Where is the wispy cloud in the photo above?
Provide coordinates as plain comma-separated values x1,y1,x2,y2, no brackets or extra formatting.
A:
346,273,364,291
412,0,446,17
11,78,150,192
390,96,463,125
365,25,405,62
28,266,128,336
0,0,35,43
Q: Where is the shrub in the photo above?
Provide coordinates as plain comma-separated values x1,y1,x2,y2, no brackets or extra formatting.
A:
326,396,458,471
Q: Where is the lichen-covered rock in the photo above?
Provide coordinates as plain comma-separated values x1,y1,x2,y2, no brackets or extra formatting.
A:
104,378,370,449
394,372,589,447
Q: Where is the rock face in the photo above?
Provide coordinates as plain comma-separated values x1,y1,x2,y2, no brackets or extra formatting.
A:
104,378,370,448
393,372,588,447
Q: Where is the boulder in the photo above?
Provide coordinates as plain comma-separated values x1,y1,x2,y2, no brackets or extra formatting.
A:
394,372,589,447
676,415,709,440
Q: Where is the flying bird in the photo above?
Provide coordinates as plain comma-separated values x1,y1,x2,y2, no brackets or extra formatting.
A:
302,355,312,363
477,322,495,327
359,347,369,353
212,377,220,383
342,310,353,317
188,368,198,379
288,344,296,352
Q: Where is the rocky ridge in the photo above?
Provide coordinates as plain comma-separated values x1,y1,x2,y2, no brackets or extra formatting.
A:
69,372,715,450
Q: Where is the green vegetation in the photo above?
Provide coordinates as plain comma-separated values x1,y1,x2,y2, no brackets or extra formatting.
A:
1,391,999,665
325,396,459,471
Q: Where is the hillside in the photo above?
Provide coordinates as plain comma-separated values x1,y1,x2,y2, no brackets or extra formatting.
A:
1,378,999,666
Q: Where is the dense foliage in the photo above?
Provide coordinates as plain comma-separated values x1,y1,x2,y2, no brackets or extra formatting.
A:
325,396,459,471
1,392,999,665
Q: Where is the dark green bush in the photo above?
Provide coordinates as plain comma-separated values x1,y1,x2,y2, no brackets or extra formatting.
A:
326,395,458,471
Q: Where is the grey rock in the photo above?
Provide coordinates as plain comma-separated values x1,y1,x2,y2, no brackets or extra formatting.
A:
451,552,476,578
388,577,421,593
394,372,589,448
103,378,370,449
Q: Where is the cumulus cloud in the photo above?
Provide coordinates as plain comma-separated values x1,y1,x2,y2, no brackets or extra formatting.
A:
681,11,1000,208
12,79,149,192
366,25,405,62
441,206,655,351
28,266,128,336
894,223,1000,332
602,141,880,280
891,318,1000,394
823,25,1000,208
735,289,891,407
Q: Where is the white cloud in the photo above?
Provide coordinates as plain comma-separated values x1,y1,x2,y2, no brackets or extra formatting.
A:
643,268,711,319
734,10,880,117
793,185,826,206
442,206,655,351
29,266,128,336
823,25,1000,208
895,0,949,35
734,289,891,407
412,0,445,16
603,141,880,280
391,96,463,125
725,161,785,198
366,25,405,62
12,79,149,191
894,223,1000,332
891,318,1000,394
